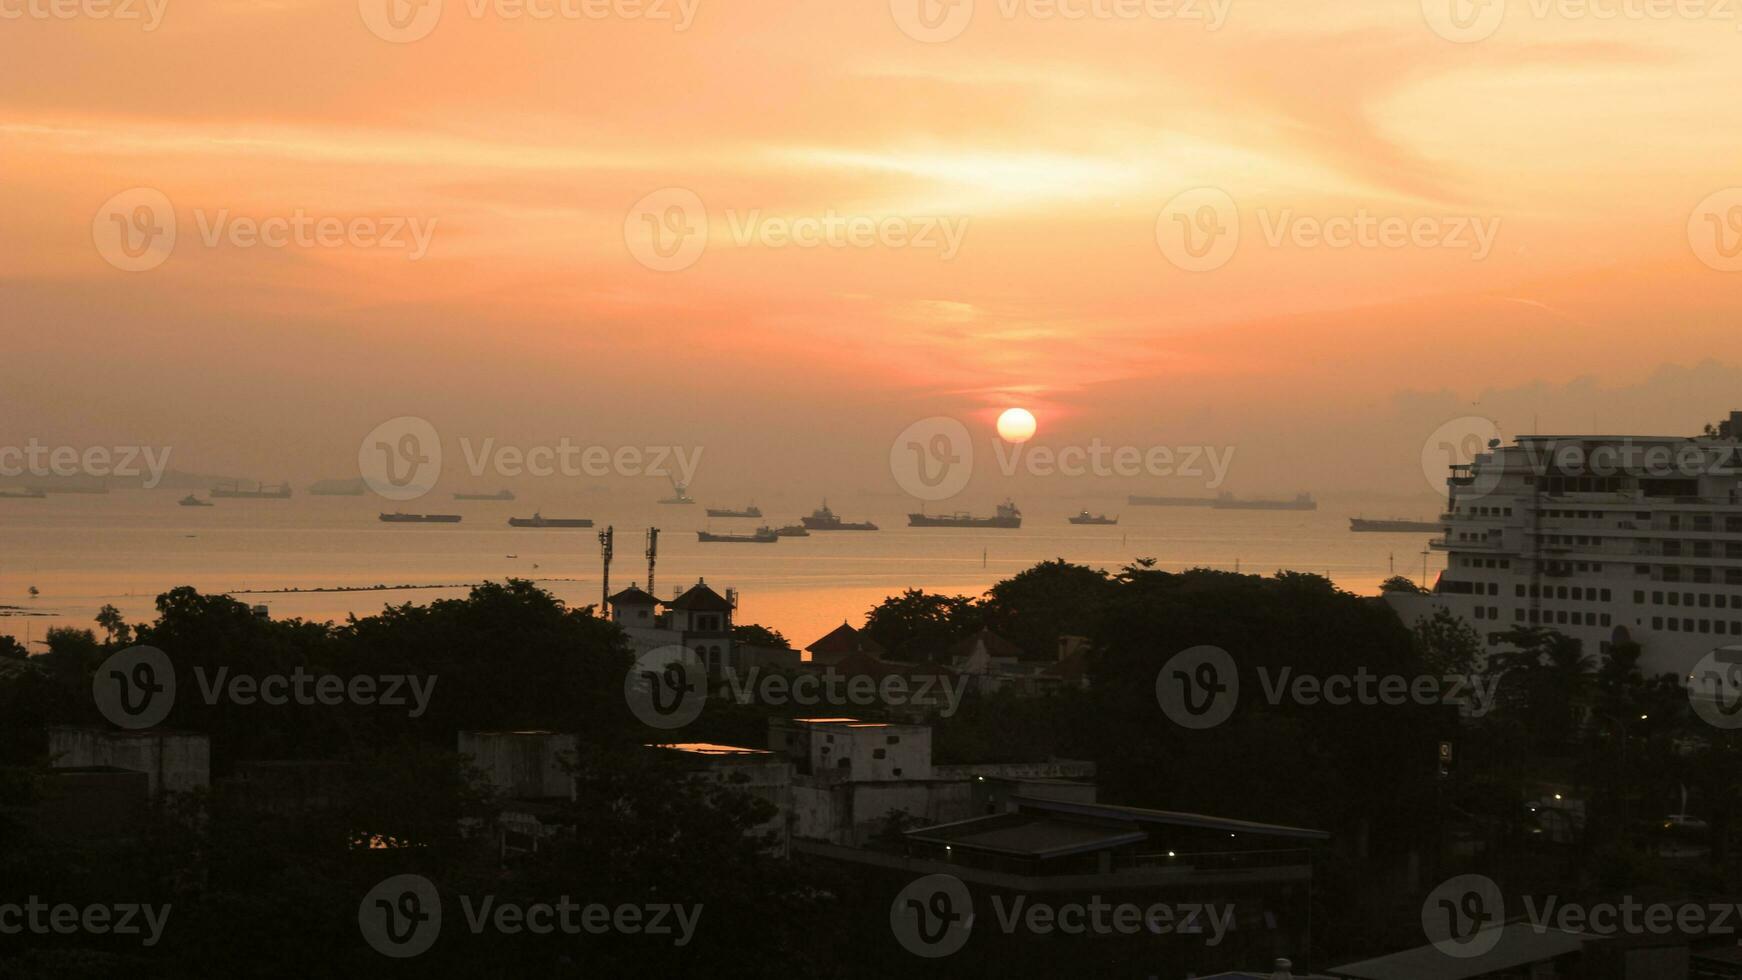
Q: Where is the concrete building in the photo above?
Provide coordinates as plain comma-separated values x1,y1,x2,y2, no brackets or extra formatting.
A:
1390,412,1742,677
48,726,210,798
610,578,737,676
767,717,1096,846
458,730,578,857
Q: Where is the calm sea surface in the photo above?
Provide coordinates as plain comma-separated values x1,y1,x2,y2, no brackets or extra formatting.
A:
0,489,1449,651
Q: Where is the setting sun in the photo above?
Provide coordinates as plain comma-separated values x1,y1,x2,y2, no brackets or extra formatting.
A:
996,407,1038,443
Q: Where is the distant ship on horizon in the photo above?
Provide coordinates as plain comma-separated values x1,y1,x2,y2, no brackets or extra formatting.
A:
178,494,214,508
1350,517,1443,533
379,512,462,524
1212,492,1317,511
909,500,1023,529
660,479,696,505
212,480,292,499
456,489,516,501
1068,510,1118,525
706,504,762,518
508,512,594,528
698,527,779,543
800,501,878,531
0,488,47,499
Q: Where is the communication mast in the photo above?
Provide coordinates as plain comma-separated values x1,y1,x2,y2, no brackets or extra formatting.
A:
598,525,614,617
646,527,660,599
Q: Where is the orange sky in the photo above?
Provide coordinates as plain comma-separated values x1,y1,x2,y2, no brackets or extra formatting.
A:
4,0,1741,496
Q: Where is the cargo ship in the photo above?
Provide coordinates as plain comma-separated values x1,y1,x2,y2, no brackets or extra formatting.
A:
379,512,462,523
1128,494,1215,507
909,500,1022,529
508,512,594,528
456,489,515,501
212,481,292,499
0,488,46,499
1212,492,1317,511
660,480,696,505
1068,510,1118,525
698,527,778,543
774,524,810,537
1350,517,1443,533
800,501,878,531
706,504,763,518
178,494,214,507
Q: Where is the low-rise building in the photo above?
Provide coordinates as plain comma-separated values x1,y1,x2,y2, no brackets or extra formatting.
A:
48,726,209,798
610,578,737,676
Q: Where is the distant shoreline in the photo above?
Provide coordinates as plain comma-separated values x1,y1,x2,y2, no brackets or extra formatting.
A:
223,578,584,596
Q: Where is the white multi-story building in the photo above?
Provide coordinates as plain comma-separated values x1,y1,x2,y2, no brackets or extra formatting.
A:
1389,411,1742,677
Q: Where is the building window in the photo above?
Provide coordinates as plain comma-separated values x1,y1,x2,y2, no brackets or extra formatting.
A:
873,749,886,760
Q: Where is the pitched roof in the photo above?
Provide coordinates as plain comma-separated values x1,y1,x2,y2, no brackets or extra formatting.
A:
947,628,1025,661
609,585,659,605
806,622,886,657
668,581,734,613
